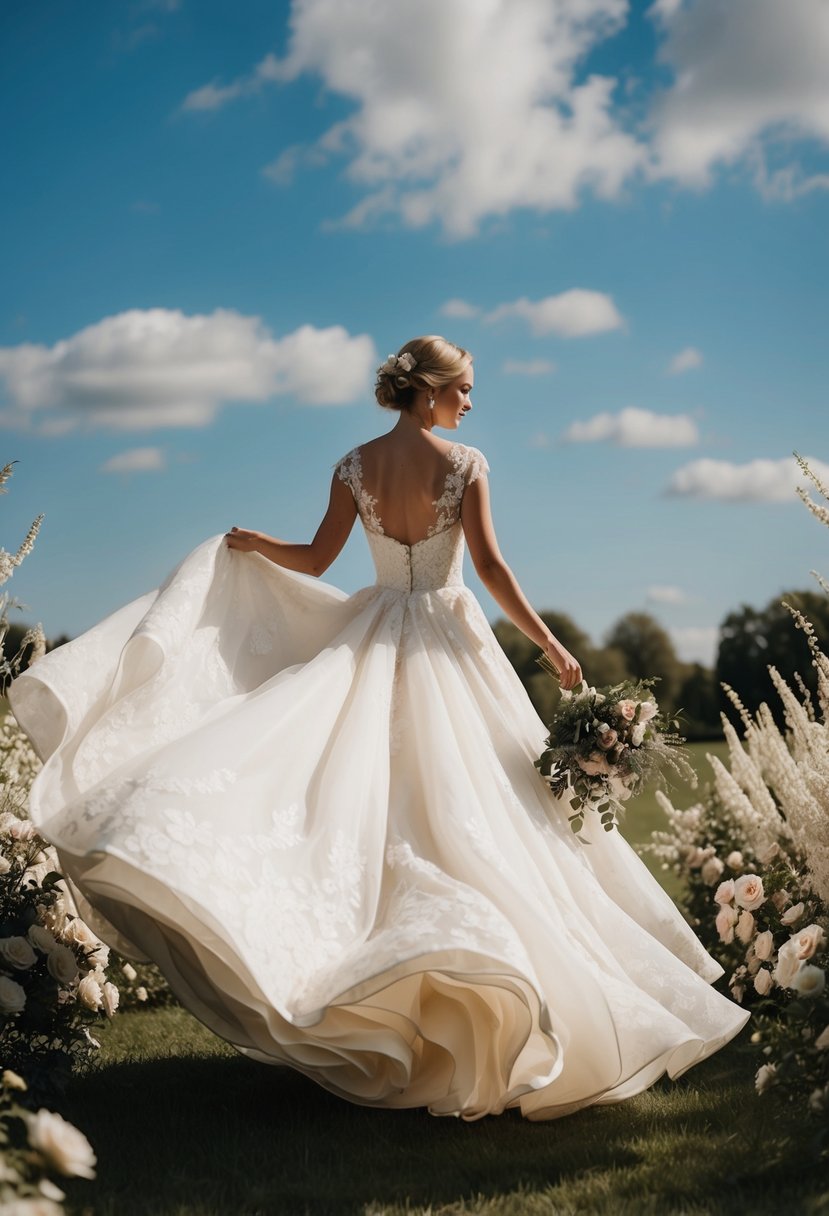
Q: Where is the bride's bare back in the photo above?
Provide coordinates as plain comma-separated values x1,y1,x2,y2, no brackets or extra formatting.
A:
345,433,468,547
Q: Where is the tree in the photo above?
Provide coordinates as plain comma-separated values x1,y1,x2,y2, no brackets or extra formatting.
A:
677,662,722,740
716,589,829,729
604,611,683,710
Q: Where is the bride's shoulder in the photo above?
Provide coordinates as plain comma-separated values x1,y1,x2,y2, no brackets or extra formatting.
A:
451,442,490,484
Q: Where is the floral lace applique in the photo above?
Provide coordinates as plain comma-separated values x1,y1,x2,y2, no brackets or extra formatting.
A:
334,448,383,535
427,445,489,538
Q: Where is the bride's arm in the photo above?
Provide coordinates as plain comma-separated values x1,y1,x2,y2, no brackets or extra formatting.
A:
461,475,583,690
224,474,358,576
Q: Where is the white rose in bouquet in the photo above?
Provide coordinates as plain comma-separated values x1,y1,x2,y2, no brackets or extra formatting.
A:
789,923,826,960
102,981,119,1018
753,968,773,996
773,939,803,989
781,902,805,926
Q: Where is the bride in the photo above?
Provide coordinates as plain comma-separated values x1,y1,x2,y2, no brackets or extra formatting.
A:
10,335,748,1121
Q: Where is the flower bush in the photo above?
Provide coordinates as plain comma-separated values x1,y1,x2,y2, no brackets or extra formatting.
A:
0,459,114,1208
643,454,829,1135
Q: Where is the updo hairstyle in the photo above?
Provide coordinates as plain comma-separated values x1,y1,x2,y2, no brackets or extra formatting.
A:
374,335,472,412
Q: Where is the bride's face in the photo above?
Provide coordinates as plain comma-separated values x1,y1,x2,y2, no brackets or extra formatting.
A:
434,361,474,430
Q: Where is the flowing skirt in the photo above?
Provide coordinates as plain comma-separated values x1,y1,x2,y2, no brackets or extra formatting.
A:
10,535,749,1120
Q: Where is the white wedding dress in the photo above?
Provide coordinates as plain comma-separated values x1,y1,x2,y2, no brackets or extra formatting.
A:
10,441,748,1120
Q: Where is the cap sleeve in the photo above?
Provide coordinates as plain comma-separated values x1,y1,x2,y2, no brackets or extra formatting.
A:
463,446,490,485
333,447,360,490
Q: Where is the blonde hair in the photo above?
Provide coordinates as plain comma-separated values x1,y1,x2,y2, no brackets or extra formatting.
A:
374,335,472,411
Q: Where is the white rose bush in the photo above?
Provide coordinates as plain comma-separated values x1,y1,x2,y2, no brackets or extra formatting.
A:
643,454,829,1140
0,462,104,1209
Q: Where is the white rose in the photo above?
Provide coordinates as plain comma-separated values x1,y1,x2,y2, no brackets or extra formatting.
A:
753,968,773,996
754,930,774,961
701,856,725,885
773,939,803,989
714,879,736,905
0,975,26,1014
788,923,826,961
27,924,57,954
102,982,119,1018
791,964,826,999
77,975,103,1012
0,935,38,970
734,874,765,911
725,851,744,869
87,943,110,969
780,902,805,926
9,818,36,841
135,986,148,1002
630,723,646,746
755,1063,777,1094
736,910,756,944
814,1024,829,1050
638,700,658,722
121,963,137,982
26,1108,97,1179
46,944,79,986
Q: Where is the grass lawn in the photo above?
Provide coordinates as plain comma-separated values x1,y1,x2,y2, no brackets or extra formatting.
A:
53,738,828,1216
61,1008,827,1216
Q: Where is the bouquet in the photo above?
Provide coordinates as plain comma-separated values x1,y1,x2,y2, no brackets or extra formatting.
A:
534,660,694,839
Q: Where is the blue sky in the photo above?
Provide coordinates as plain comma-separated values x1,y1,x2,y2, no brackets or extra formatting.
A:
2,0,828,665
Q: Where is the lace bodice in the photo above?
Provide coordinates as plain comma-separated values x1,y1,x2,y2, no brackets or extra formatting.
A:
334,443,489,594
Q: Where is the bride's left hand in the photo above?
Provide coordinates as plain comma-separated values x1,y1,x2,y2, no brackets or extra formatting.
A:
224,527,261,553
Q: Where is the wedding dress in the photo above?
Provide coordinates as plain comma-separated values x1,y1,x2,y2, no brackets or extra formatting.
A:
10,441,748,1120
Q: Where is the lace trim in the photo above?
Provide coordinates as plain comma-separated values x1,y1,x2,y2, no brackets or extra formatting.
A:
334,447,384,534
335,443,489,542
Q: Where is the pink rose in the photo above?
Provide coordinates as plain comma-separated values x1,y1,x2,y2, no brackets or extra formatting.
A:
781,902,805,926
597,728,618,751
736,910,756,944
714,878,736,905
754,930,774,961
577,752,609,776
789,923,826,961
716,905,738,943
734,874,765,911
616,700,636,722
753,969,773,996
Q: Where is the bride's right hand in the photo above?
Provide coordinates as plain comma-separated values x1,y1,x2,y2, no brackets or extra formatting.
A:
543,639,583,691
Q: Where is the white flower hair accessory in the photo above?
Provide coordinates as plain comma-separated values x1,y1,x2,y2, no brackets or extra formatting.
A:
379,352,416,376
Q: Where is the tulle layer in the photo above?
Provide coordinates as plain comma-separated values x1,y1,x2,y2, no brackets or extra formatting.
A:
10,535,749,1120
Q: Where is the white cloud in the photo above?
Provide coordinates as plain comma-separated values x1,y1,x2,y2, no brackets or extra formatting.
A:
486,290,624,338
563,407,699,447
185,0,646,238
181,53,289,112
502,359,556,376
647,584,688,605
439,299,481,320
648,0,829,194
666,455,829,502
0,308,377,433
670,625,719,666
100,447,166,474
667,346,702,374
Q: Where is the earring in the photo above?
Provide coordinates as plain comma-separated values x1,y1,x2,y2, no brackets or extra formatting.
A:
428,396,435,411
